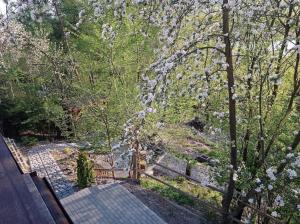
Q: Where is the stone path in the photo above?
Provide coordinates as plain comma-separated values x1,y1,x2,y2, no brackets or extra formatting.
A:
61,183,167,224
28,145,74,199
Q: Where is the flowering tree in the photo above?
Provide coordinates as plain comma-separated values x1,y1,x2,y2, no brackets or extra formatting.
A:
1,0,300,223
93,0,300,223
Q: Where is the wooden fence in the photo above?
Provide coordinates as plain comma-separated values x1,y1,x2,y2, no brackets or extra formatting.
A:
142,162,283,224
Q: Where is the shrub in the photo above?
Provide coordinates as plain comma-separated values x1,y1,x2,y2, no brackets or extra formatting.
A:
77,151,95,188
20,136,38,146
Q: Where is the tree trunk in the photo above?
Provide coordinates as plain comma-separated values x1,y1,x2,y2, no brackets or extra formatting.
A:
221,1,238,223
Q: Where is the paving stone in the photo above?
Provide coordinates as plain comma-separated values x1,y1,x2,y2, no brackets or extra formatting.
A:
28,145,74,199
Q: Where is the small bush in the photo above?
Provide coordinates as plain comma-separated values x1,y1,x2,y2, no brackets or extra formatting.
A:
21,136,38,146
77,151,95,188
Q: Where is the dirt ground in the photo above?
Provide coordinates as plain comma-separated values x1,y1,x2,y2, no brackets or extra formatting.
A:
51,148,78,183
121,181,217,224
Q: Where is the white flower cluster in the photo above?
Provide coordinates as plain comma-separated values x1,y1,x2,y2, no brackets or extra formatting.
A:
213,111,225,119
101,24,116,43
113,0,126,18
248,198,254,204
271,211,280,218
274,195,284,207
287,168,297,179
268,73,282,86
76,9,85,28
286,152,294,159
255,184,264,193
233,171,238,181
266,167,277,181
292,155,300,168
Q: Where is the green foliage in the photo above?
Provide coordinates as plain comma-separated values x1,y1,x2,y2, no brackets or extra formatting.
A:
141,177,194,206
20,136,38,146
141,177,222,207
77,150,94,188
1,1,300,221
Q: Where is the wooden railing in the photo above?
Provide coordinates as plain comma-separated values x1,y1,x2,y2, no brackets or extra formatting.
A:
94,168,115,180
142,161,284,224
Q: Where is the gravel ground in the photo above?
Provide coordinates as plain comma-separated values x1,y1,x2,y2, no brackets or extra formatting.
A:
121,181,218,224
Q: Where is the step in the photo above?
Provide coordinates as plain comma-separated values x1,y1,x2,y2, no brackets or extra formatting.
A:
61,183,167,224
23,174,56,224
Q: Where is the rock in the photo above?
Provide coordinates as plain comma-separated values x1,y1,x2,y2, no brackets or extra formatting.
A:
153,153,187,178
190,163,219,188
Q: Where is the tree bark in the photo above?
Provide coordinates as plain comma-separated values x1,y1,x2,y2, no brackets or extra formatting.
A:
222,1,238,223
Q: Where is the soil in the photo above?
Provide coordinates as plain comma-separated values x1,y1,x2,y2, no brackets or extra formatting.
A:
51,148,78,183
186,117,205,132
121,180,218,224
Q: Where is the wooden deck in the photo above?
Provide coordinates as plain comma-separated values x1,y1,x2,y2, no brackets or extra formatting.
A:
0,135,71,224
61,183,167,224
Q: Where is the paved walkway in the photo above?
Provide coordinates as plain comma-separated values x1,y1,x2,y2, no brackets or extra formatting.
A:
61,183,167,224
28,145,74,199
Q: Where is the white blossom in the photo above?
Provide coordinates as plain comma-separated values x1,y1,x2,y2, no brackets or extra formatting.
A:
266,167,277,181
274,195,284,207
287,169,297,179
156,122,165,129
271,211,280,217
233,171,238,181
146,107,156,113
137,111,145,119
255,184,264,193
292,155,300,168
176,73,183,80
286,153,294,159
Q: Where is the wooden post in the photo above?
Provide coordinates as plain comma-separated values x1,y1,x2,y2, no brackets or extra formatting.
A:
132,139,140,181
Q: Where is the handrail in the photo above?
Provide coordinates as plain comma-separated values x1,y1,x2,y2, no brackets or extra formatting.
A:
141,171,244,224
149,161,284,224
153,162,225,194
2,137,24,174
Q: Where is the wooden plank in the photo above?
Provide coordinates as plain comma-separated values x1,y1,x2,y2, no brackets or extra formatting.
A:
0,135,47,224
31,174,72,224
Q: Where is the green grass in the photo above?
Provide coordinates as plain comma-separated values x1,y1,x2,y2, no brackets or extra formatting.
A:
157,124,224,160
141,176,222,207
141,177,195,206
